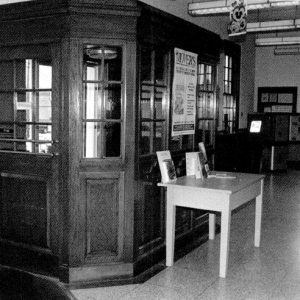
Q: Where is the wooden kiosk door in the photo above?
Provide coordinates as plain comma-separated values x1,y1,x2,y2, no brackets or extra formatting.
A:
0,44,62,272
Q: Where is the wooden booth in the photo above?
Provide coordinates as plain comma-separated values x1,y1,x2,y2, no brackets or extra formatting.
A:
0,0,238,286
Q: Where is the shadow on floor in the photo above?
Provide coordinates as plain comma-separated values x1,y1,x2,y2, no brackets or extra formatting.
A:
0,267,76,300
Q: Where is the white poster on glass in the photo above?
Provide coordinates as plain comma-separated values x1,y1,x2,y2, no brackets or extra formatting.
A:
172,48,197,136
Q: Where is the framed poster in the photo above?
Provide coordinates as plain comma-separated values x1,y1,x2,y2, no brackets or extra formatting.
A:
171,48,198,136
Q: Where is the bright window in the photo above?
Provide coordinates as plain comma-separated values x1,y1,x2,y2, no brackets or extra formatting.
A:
83,45,122,158
197,63,216,149
0,59,52,154
223,55,236,133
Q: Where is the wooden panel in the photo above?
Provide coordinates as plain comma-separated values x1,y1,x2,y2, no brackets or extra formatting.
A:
0,1,139,45
81,172,124,262
0,173,49,249
87,178,118,256
136,181,164,254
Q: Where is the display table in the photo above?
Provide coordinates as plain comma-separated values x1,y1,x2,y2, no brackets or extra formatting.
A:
158,172,265,278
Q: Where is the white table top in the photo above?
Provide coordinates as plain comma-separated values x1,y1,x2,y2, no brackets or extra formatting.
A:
158,171,265,195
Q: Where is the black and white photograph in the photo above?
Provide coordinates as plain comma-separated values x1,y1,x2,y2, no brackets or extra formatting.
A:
0,0,300,299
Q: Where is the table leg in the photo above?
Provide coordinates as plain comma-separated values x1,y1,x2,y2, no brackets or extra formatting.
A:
166,189,176,267
254,179,264,247
209,213,216,240
219,207,231,278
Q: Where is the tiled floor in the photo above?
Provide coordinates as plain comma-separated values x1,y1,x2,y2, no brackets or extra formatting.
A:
71,169,300,300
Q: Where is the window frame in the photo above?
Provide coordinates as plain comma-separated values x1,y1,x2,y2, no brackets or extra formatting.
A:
138,47,170,157
82,44,124,160
222,54,237,134
0,58,52,155
196,62,217,149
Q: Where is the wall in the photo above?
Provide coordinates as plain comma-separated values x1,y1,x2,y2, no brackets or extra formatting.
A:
138,0,229,39
254,46,300,113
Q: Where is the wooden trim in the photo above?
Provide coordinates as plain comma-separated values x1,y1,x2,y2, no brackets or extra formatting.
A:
61,262,134,285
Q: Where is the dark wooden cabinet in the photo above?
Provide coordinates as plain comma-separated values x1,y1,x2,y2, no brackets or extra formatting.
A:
0,0,139,285
0,0,228,286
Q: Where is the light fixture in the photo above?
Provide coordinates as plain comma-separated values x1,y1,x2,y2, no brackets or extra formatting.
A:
85,47,118,60
274,46,300,55
188,0,300,16
0,0,32,4
255,36,300,46
270,0,300,7
247,19,297,32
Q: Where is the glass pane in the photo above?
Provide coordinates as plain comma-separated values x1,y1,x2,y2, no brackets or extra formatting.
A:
105,47,122,81
169,135,181,152
36,127,52,153
16,124,32,140
154,122,164,151
0,61,14,90
155,87,164,119
16,109,32,123
141,85,151,119
105,84,121,119
83,121,121,158
141,48,152,83
0,93,14,122
15,141,28,152
83,122,101,158
182,134,193,151
0,122,13,151
16,59,33,89
38,142,52,154
224,66,228,82
228,56,232,68
0,140,13,151
38,61,52,89
197,92,204,118
199,64,204,74
155,50,167,84
105,122,120,157
85,46,122,82
224,82,228,94
206,73,212,88
16,92,33,122
38,91,51,122
205,120,212,145
85,64,101,81
84,83,101,119
36,124,51,141
36,124,52,153
198,74,205,89
228,69,232,82
17,91,33,103
207,93,213,118
197,120,204,143
140,122,151,155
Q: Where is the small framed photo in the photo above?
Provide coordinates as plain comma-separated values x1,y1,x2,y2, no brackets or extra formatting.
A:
261,93,269,103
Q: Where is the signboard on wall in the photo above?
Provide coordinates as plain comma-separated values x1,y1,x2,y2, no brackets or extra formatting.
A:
171,48,198,136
